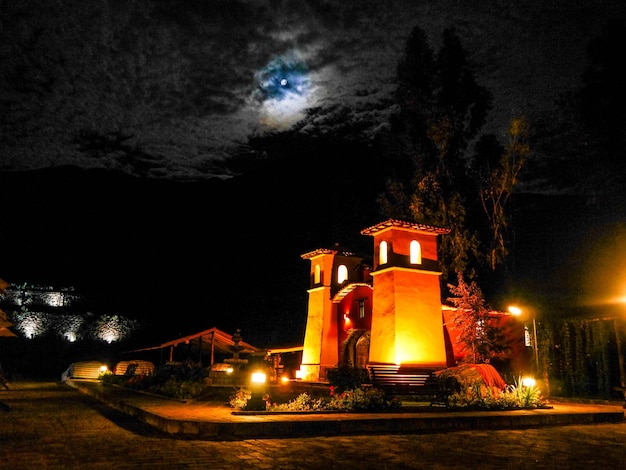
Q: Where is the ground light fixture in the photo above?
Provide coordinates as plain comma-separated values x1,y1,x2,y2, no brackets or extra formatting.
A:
251,372,267,384
247,371,268,411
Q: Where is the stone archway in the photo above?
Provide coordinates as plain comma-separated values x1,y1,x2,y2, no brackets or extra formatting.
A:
341,329,370,368
354,332,370,368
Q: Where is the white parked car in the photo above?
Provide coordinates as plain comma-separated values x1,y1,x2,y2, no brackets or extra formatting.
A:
61,361,109,380
113,360,155,376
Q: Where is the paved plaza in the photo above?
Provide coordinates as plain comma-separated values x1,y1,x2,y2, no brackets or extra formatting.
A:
0,381,625,469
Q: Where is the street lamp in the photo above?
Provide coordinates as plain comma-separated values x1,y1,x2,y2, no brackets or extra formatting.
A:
508,305,539,373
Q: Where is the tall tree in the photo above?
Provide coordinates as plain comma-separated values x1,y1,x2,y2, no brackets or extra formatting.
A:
471,117,530,271
378,25,493,282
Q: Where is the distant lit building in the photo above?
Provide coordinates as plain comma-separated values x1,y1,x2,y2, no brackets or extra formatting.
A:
0,283,135,343
1,283,82,310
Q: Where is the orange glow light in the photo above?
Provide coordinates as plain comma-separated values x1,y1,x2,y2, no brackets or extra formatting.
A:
508,306,522,316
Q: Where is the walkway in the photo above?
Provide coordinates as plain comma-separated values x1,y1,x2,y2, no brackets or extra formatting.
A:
2,381,626,468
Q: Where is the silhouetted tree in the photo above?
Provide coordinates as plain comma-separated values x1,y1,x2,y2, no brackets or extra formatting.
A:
378,25,496,283
470,117,530,271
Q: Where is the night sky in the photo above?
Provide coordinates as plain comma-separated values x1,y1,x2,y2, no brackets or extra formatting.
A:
1,1,626,348
2,0,623,181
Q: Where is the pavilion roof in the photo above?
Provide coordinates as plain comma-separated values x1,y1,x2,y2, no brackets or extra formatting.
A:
130,326,262,356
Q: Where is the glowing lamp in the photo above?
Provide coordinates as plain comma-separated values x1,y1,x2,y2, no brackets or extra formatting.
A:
508,306,522,316
251,372,267,384
99,365,108,373
247,371,268,411
521,376,536,388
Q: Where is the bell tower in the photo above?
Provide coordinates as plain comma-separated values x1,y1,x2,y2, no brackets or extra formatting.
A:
361,219,450,368
298,246,364,381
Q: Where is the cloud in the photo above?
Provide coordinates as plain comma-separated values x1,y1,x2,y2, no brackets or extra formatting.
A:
250,51,315,129
1,0,624,181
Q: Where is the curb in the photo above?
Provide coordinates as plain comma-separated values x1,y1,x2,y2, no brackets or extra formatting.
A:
67,381,625,441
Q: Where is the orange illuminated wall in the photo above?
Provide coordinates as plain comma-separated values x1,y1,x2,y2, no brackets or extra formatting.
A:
298,220,451,381
299,249,336,381
299,247,367,381
362,220,450,368
337,285,373,346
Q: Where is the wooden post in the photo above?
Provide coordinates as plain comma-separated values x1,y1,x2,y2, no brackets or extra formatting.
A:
614,318,626,407
198,334,203,366
210,330,215,366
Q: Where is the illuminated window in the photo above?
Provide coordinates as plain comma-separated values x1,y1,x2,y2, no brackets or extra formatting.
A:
379,240,388,265
410,240,422,264
314,264,321,284
359,299,365,319
337,265,348,284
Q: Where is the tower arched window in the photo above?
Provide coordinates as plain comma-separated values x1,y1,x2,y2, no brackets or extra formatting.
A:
314,264,321,284
410,240,422,264
337,265,348,284
379,240,388,265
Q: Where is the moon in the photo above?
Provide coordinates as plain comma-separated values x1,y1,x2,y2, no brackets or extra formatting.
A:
253,52,315,128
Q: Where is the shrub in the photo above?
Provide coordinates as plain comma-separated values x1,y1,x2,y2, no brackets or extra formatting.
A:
326,366,370,393
158,376,205,399
100,361,208,400
270,392,327,411
228,386,400,412
229,388,251,409
503,377,545,408
446,377,547,410
328,386,398,411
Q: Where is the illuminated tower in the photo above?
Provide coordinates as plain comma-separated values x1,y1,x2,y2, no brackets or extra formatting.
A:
361,219,450,368
299,246,364,381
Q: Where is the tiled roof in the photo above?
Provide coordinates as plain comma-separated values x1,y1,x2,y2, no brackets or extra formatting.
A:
361,218,450,235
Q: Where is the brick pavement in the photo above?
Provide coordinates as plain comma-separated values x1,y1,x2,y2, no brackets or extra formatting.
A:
1,381,625,469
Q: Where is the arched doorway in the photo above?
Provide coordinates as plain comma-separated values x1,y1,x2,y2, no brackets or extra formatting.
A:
341,330,370,368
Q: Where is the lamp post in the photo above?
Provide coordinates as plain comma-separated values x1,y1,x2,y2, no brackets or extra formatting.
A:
616,293,626,407
508,305,539,373
614,317,626,408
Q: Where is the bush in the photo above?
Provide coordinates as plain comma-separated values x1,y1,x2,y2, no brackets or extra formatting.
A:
446,378,547,410
328,386,400,411
158,376,205,399
270,392,327,411
229,385,400,412
326,366,370,392
229,388,251,409
100,361,208,400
